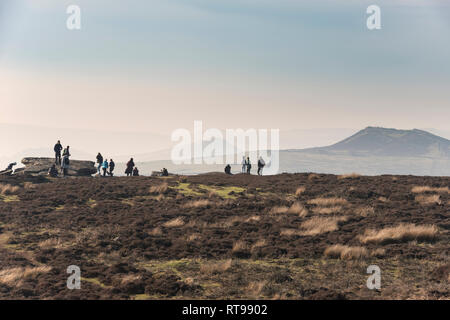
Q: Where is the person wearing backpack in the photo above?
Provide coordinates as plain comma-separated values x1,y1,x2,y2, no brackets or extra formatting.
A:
257,156,266,176
109,159,115,176
101,159,109,177
96,153,103,175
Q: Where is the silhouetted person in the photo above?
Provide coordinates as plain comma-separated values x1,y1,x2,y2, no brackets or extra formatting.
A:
109,159,115,176
48,164,58,177
224,164,232,175
246,157,251,174
161,168,168,176
132,167,139,176
257,156,265,176
96,153,103,175
102,159,109,177
241,156,246,173
6,162,16,171
54,140,63,165
125,158,135,176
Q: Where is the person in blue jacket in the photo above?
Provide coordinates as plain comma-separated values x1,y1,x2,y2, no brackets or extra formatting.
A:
101,159,109,177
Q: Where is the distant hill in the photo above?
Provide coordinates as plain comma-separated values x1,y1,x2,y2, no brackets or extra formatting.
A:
293,127,450,158
129,127,450,176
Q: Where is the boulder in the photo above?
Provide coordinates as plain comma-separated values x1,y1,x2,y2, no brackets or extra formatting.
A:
20,157,96,177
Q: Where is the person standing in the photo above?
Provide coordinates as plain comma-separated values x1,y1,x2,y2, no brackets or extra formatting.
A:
61,154,70,177
257,156,265,176
246,157,251,174
125,158,135,176
241,156,246,173
109,159,115,176
54,140,63,165
96,153,103,175
102,159,109,177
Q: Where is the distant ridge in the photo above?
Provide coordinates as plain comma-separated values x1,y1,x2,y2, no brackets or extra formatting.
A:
292,127,450,158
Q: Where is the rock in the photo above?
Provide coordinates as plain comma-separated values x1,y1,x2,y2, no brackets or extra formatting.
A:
20,157,96,177
0,169,13,176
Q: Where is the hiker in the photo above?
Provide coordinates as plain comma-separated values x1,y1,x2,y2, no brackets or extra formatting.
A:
161,168,168,177
241,156,246,173
257,156,265,176
48,164,58,177
132,167,139,176
63,145,71,158
125,158,135,176
54,140,63,165
6,162,16,171
61,154,70,177
102,159,109,177
246,157,251,174
224,164,232,175
96,153,103,175
109,159,115,176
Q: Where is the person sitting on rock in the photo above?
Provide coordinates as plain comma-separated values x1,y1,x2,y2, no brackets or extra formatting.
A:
102,159,109,177
132,167,139,176
54,140,63,165
6,162,16,171
109,159,115,176
224,164,232,175
48,164,58,177
125,158,135,177
161,168,169,176
96,153,103,175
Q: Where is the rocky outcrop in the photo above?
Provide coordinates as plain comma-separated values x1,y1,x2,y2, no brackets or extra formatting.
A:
19,157,96,176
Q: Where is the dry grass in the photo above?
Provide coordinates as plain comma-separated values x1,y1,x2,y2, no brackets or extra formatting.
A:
308,173,319,181
300,216,348,236
370,248,386,258
270,202,308,217
355,206,375,217
307,197,348,206
245,215,261,223
312,206,342,215
38,238,63,249
162,217,185,228
232,240,249,252
149,182,168,194
295,187,306,197
149,227,162,235
200,259,232,274
251,239,267,251
187,233,201,242
324,244,368,260
280,228,301,236
0,266,52,286
411,186,449,194
121,274,142,284
23,182,36,189
183,199,211,208
359,223,439,244
378,196,389,203
337,173,361,180
246,281,266,297
0,184,19,195
415,194,442,205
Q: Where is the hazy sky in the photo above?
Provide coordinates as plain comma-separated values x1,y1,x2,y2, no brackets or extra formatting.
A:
1,0,449,136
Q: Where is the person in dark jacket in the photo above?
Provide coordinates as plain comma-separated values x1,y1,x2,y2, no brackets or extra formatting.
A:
54,140,63,165
48,164,58,177
132,167,139,176
246,157,251,174
257,156,265,176
161,168,168,176
61,155,70,177
109,159,115,176
96,153,103,175
125,158,135,176
224,164,232,175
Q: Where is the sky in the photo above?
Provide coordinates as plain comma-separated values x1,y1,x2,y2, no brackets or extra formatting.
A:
1,0,450,157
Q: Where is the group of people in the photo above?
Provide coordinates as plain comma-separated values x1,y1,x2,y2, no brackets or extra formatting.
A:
224,156,266,175
49,141,71,177
50,139,266,178
96,153,115,177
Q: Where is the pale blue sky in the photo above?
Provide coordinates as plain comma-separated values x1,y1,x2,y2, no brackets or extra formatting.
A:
1,0,449,135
